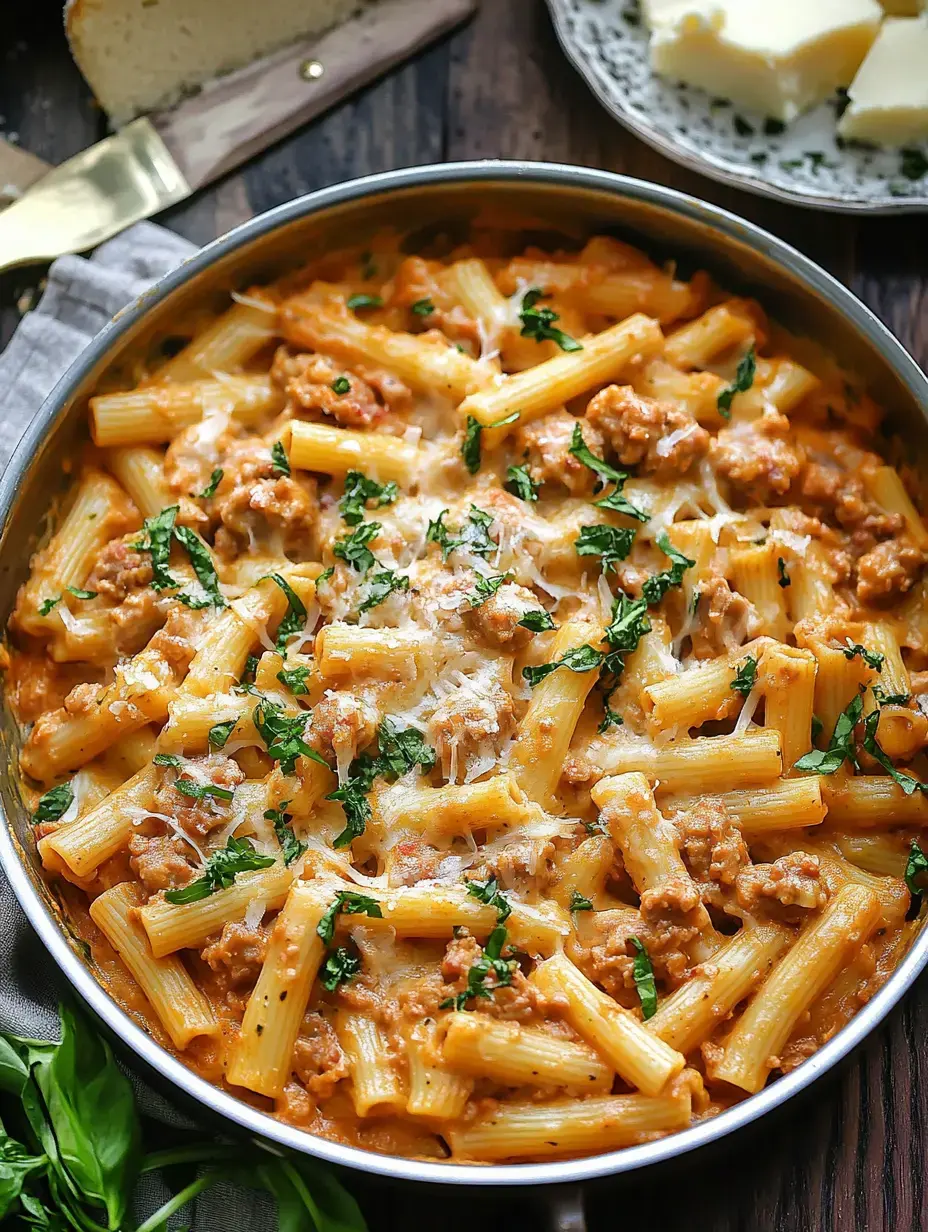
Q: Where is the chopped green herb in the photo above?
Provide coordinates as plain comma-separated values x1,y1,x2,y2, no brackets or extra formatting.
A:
900,148,928,182
33,782,73,824
360,250,377,279
862,709,925,795
429,506,498,561
264,572,307,650
841,640,884,672
523,643,604,688
598,699,624,734
570,891,594,912
733,114,754,137
173,526,227,608
426,509,454,557
777,557,790,588
565,424,648,520
133,506,179,590
277,664,312,695
38,597,60,616
253,699,329,776
410,298,435,317
333,521,380,575
462,415,483,475
242,653,259,685
327,718,433,848
173,778,235,803
905,840,928,897
438,922,516,1011
717,346,757,417
376,717,436,779
518,608,556,632
811,714,824,743
628,937,658,1019
794,692,863,775
320,946,362,992
164,836,275,904
574,524,636,573
640,535,695,605
518,287,582,352
873,686,910,708
332,376,351,395
317,890,384,945
66,586,98,600
270,440,290,477
316,566,334,587
691,588,701,616
264,804,306,866
208,718,236,749
358,568,410,614
730,656,758,698
339,471,398,526
152,753,183,768
505,463,540,502
198,468,223,499
468,572,511,608
327,754,379,849
347,293,383,311
466,877,512,923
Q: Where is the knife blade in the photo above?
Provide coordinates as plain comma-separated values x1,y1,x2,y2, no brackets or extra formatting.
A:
0,0,475,274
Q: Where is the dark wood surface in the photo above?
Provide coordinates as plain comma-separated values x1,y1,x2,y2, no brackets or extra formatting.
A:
2,3,928,1229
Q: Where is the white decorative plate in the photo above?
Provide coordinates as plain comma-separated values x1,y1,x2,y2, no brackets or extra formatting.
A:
547,0,928,214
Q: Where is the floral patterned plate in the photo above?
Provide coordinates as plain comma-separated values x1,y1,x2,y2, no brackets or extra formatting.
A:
547,0,928,214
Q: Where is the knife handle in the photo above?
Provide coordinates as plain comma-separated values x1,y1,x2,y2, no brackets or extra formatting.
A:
153,0,478,192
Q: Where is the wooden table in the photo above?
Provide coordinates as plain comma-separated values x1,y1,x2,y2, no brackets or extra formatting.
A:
2,3,927,1229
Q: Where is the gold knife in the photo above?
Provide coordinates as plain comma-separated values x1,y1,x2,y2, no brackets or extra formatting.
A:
0,0,475,274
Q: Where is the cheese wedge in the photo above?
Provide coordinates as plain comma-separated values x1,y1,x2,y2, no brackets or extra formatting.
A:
839,17,928,145
650,0,882,122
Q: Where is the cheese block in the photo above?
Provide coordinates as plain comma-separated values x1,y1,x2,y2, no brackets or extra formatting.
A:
650,0,882,123
838,17,928,145
65,0,372,123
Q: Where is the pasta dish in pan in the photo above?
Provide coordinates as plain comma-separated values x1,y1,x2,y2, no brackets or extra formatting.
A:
7,228,927,1163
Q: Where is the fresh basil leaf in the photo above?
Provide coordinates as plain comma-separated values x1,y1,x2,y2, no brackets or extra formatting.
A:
905,840,928,898
570,891,594,912
376,717,436,779
263,573,307,651
208,719,236,749
339,471,397,526
841,639,884,672
33,783,73,824
333,522,380,575
65,586,97,601
38,597,60,616
271,440,291,477
640,534,694,605
277,665,312,696
469,572,511,608
316,890,384,945
519,287,582,351
794,692,863,775
462,415,483,475
518,608,555,632
438,923,517,1011
198,468,223,499
862,709,925,795
628,937,658,1019
730,656,758,698
358,569,409,614
253,700,328,776
523,643,604,687
465,877,511,922
568,423,626,486
598,699,624,734
152,752,183,769
327,775,373,850
410,298,435,316
505,463,539,502
173,526,227,608
0,1130,46,1219
133,506,179,591
594,486,649,522
873,686,910,708
320,946,361,992
777,557,791,588
164,836,275,904
346,294,383,311
458,506,497,559
574,524,636,573
173,778,234,803
717,345,756,417
264,805,306,867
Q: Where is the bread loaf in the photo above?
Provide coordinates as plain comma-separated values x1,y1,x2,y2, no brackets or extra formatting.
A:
65,0,371,123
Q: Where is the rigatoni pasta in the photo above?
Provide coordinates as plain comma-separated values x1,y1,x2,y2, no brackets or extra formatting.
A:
8,224,927,1167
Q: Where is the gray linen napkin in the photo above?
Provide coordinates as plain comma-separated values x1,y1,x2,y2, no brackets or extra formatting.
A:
0,222,278,1229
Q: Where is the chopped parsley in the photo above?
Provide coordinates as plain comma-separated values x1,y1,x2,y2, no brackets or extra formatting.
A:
208,718,236,749
730,656,758,698
777,557,790,588
410,298,435,317
346,293,383,311
66,586,97,600
358,569,409,614
518,608,556,632
164,836,275,904
38,597,60,616
523,643,604,688
505,463,539,502
133,506,179,591
173,778,235,803
574,524,636,573
277,664,312,696
339,471,398,526
333,521,380,575
570,891,594,912
568,424,647,522
862,709,926,796
628,937,658,1019
317,890,384,945
905,841,928,898
841,640,884,672
320,946,361,992
717,346,756,418
173,527,227,608
198,468,223,499
270,440,290,477
264,573,307,651
518,287,582,352
331,376,351,395
264,804,306,866
253,699,329,776
33,782,73,824
794,692,863,775
469,572,511,608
